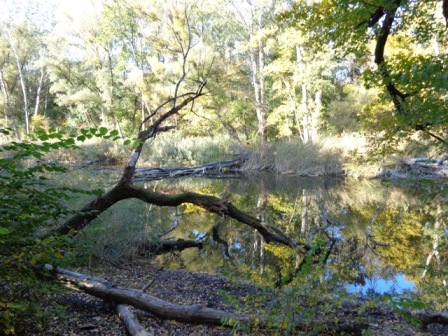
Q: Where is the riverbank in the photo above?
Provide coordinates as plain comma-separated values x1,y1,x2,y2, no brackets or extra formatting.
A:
27,259,448,335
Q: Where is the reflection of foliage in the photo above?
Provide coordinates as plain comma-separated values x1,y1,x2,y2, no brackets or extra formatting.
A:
373,208,423,272
72,169,447,325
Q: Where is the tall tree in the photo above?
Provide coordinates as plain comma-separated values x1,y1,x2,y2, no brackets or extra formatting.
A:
223,0,281,142
283,0,448,150
265,27,334,142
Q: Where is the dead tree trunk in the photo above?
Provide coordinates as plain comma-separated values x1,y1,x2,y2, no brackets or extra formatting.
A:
44,265,255,326
45,265,373,335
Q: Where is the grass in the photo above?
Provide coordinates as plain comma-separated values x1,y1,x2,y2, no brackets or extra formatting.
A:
140,133,242,166
0,129,412,178
38,133,242,167
243,134,384,178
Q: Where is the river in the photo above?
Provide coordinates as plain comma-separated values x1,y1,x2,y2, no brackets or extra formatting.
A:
64,168,448,309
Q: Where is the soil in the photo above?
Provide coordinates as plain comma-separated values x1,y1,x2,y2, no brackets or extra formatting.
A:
25,259,448,336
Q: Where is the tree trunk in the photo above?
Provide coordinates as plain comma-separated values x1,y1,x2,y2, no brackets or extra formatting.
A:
296,45,309,143
33,65,45,117
301,83,309,143
311,89,321,143
115,304,153,336
6,29,30,134
45,265,255,326
0,67,20,139
249,46,265,141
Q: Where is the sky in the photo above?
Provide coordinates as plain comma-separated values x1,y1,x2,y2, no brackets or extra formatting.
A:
0,0,98,29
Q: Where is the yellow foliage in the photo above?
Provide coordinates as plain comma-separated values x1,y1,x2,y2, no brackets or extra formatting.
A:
264,243,292,261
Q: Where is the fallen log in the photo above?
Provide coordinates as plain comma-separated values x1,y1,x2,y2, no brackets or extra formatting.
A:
44,264,255,326
44,264,372,335
401,158,448,176
140,238,203,256
132,156,246,182
115,304,153,336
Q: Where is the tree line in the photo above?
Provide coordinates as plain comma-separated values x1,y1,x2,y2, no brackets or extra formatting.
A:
0,0,424,148
2,0,447,151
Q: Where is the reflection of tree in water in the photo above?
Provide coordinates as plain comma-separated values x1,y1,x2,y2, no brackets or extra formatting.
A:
148,174,447,307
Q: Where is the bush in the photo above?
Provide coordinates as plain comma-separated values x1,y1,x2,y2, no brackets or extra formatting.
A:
0,128,107,334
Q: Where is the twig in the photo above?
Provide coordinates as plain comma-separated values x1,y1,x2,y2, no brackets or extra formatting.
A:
141,266,164,293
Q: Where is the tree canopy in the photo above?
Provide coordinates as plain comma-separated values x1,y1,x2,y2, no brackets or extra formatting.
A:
281,0,448,151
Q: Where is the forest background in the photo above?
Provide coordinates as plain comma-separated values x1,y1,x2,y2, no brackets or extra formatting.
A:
1,0,446,167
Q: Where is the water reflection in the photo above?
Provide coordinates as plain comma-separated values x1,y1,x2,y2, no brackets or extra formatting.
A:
347,274,414,295
62,168,446,308
143,173,446,307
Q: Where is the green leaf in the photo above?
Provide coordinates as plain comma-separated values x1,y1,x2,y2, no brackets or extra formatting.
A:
109,130,119,136
99,127,108,136
77,135,86,142
123,139,131,146
0,227,10,235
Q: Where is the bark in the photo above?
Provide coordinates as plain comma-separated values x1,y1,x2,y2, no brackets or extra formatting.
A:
311,90,321,143
57,183,300,250
45,265,371,335
33,65,45,117
5,29,30,134
44,265,255,326
115,304,153,336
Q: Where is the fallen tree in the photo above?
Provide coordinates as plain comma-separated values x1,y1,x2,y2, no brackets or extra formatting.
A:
44,265,255,326
45,13,307,335
40,6,446,336
132,156,247,182
45,264,373,335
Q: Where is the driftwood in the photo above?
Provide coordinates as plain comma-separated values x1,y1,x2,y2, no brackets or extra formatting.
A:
45,264,373,335
401,158,448,176
133,156,246,182
140,238,203,256
115,304,153,336
45,264,254,327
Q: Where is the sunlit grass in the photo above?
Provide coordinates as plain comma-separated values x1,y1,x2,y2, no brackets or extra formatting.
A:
0,129,426,178
244,134,384,178
140,133,242,166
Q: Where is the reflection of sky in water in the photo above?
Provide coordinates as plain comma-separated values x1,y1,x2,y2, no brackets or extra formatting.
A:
347,274,415,295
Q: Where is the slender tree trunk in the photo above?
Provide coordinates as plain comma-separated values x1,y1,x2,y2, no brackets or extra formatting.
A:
301,83,309,143
249,47,264,141
0,67,20,139
311,89,321,143
257,18,267,142
296,45,309,143
6,30,29,134
33,65,45,117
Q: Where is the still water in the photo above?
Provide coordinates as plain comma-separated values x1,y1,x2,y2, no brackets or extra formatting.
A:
71,169,447,308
